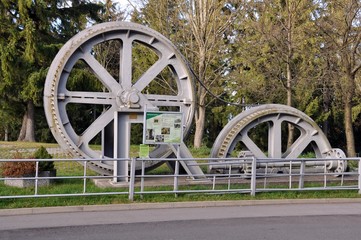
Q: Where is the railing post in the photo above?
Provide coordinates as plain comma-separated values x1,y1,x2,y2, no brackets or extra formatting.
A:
129,157,136,201
174,159,179,197
299,159,305,189
141,159,145,199
323,161,327,188
264,163,268,189
35,160,39,196
228,164,231,190
83,160,87,193
288,161,292,189
358,158,361,194
212,175,216,190
250,157,257,196
173,144,180,197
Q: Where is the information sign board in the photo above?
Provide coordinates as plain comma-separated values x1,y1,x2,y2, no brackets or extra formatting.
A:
143,111,183,144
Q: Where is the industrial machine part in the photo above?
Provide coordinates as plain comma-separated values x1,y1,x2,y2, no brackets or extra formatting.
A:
43,22,197,175
209,104,347,174
44,21,346,179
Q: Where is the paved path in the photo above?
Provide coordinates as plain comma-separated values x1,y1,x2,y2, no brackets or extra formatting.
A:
2,214,361,240
1,199,361,230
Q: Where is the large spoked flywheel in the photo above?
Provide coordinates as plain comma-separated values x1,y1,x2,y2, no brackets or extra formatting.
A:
210,104,346,173
44,22,195,175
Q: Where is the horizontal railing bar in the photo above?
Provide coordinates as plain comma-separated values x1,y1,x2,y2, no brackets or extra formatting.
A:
134,189,252,194
0,175,128,181
0,191,129,199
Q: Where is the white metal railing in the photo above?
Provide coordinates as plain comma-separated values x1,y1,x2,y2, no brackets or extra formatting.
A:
0,157,360,200
0,158,130,199
128,157,361,200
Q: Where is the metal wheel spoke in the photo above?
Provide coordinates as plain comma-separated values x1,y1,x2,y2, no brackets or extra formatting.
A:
226,135,243,157
78,106,117,147
241,133,267,158
144,94,191,107
63,91,115,105
133,56,170,92
268,117,283,158
282,133,313,159
120,37,132,88
82,52,120,92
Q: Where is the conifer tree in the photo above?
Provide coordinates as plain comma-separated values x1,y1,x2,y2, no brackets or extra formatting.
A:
0,0,103,141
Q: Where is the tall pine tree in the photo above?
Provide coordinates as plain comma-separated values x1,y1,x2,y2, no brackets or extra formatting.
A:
0,0,103,141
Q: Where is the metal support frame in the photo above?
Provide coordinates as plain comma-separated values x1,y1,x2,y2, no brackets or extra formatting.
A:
113,113,130,182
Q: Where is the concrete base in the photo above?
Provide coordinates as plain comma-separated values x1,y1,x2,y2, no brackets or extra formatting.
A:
4,171,57,188
92,179,129,188
4,178,35,188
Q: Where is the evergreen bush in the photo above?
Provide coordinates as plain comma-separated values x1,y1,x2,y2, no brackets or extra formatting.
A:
34,146,55,171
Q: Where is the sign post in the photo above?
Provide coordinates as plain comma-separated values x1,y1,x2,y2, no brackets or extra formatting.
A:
143,110,184,196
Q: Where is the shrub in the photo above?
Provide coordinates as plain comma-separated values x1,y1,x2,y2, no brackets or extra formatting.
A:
2,161,35,177
34,146,55,171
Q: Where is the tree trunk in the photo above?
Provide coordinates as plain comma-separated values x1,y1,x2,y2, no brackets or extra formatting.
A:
4,127,8,141
286,7,294,149
322,85,331,137
194,70,207,148
286,76,295,148
194,104,206,148
341,65,356,157
286,48,294,147
17,112,27,141
18,100,36,142
24,100,35,141
344,93,356,157
193,38,207,148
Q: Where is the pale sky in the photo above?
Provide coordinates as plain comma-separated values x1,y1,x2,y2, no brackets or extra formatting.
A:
113,0,127,7
111,0,142,17
112,0,141,9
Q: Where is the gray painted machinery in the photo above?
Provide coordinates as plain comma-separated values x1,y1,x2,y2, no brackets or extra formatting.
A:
43,22,346,180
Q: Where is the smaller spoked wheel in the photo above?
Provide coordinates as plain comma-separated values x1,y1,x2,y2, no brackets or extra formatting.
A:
210,104,346,173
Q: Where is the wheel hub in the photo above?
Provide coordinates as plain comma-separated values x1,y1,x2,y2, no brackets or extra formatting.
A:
116,88,141,109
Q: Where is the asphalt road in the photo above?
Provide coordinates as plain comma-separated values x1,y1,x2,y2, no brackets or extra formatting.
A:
1,200,361,240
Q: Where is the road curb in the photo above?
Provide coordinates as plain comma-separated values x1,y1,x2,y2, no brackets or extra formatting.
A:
1,198,361,216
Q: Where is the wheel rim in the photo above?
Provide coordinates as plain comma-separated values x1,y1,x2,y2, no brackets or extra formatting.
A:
44,22,195,174
211,104,332,160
